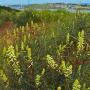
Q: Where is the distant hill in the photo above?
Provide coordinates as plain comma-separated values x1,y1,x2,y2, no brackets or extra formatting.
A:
29,3,66,9
0,5,19,12
4,3,90,10
29,3,90,10
7,3,70,10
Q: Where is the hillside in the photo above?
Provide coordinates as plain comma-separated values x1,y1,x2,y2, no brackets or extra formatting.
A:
0,4,90,90
0,5,19,12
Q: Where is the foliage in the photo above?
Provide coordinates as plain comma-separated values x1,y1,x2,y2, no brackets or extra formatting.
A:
0,7,90,90
72,79,81,90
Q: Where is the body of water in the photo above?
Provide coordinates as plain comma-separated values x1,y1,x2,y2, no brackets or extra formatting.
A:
9,6,90,13
67,9,90,13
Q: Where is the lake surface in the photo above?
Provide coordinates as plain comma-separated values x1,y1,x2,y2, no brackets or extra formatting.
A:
32,8,90,13
67,9,90,13
9,6,90,13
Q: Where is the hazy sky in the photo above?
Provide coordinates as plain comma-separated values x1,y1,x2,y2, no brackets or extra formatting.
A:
0,0,90,5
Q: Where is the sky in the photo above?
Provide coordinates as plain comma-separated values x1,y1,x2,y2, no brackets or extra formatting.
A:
0,0,90,5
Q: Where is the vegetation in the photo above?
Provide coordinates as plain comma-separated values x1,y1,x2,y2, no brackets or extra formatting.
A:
0,6,90,90
0,6,19,26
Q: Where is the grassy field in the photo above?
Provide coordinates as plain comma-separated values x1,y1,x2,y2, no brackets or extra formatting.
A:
0,6,90,90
